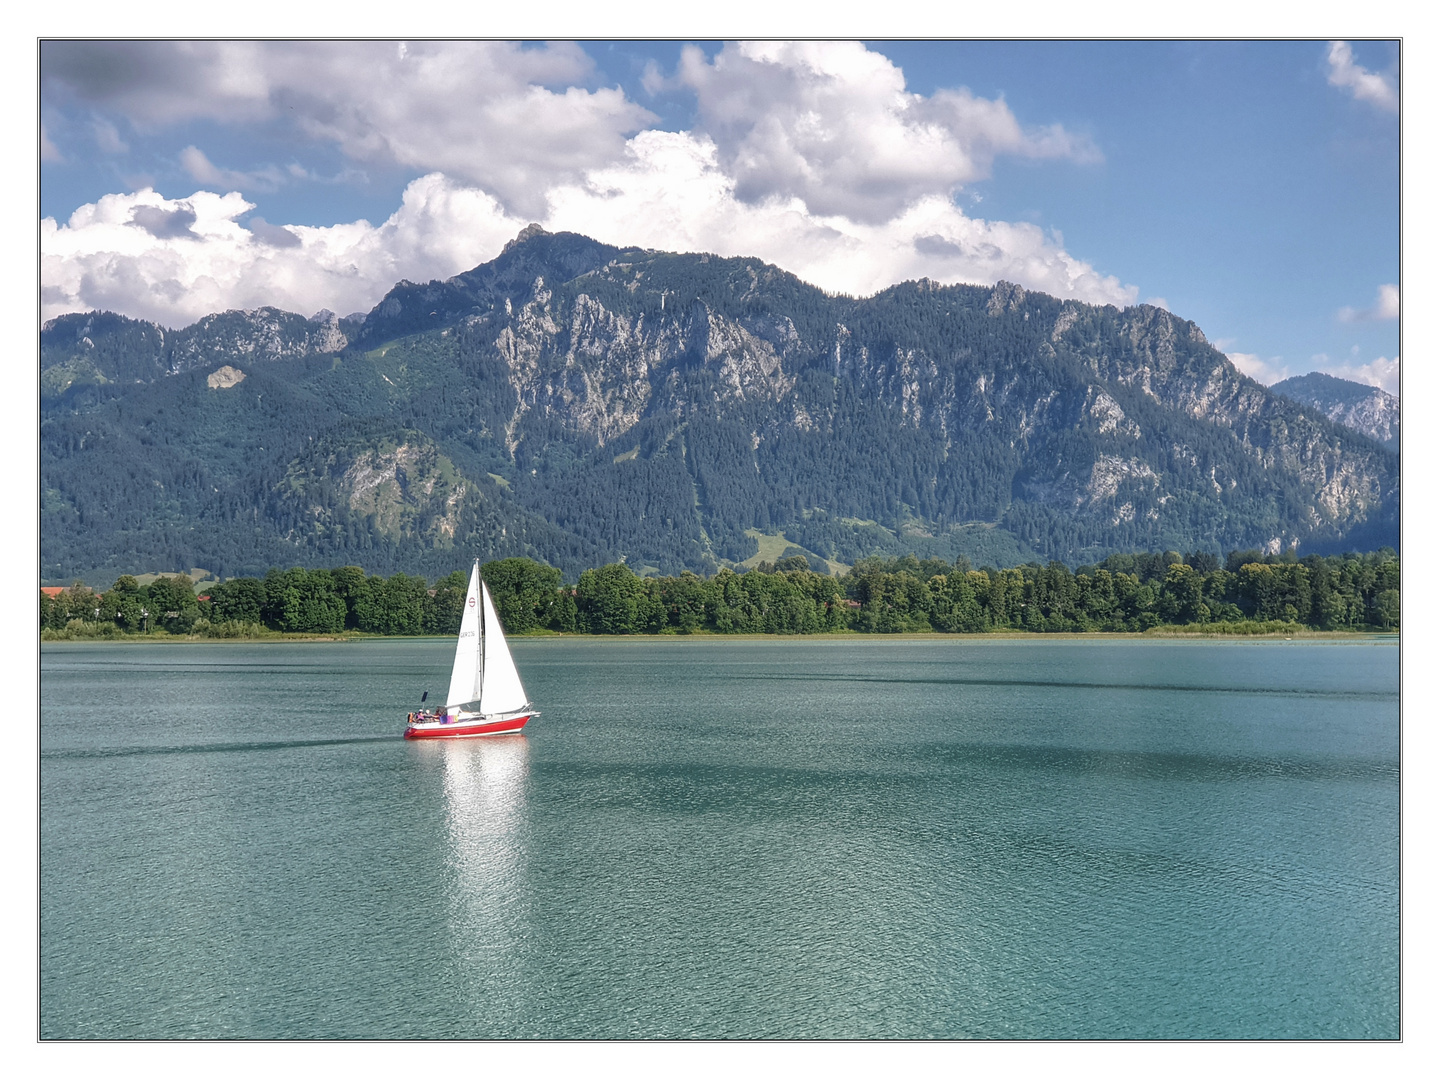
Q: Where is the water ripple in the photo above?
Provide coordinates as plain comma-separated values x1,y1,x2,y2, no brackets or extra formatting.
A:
40,638,1399,1039
745,672,1397,700
42,734,400,760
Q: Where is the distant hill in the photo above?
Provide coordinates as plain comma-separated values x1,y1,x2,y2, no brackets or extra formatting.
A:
41,227,1399,584
1269,372,1398,452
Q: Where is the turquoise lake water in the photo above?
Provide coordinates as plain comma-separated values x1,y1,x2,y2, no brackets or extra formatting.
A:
40,636,1399,1039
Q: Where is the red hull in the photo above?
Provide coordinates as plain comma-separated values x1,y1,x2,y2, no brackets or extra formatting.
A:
404,714,531,739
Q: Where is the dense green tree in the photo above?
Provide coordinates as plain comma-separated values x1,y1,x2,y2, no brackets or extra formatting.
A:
425,570,468,635
482,558,564,634
330,566,368,629
929,572,986,633
1159,564,1207,624
257,568,345,634
656,571,707,632
41,547,1399,638
102,577,148,631
209,577,265,623
146,574,200,632
353,572,429,635
1373,589,1400,630
576,563,648,634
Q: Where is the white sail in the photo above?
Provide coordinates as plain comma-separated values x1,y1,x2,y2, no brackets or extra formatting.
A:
445,561,484,709
478,579,529,715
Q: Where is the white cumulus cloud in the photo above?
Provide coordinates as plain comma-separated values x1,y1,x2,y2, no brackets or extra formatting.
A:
546,130,1133,303
1325,355,1399,395
1227,349,1398,396
41,123,62,163
1326,41,1399,113
43,155,1138,328
180,146,288,193
41,177,525,327
674,41,1100,225
1227,352,1290,386
91,119,128,155
40,40,1138,326
43,40,656,218
1338,282,1399,322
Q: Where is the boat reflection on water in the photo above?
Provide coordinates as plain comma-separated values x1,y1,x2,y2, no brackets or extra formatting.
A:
417,734,532,1023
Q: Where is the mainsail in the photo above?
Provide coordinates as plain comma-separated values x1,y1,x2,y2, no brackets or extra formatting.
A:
445,562,484,709
478,579,529,715
444,560,529,715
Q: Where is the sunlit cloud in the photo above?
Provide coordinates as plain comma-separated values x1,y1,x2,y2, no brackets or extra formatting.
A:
42,161,1138,328
674,41,1100,225
41,123,62,163
1338,283,1399,322
40,40,1136,326
1325,41,1398,113
1229,348,1399,397
545,130,1133,303
41,178,522,326
42,40,657,221
179,146,288,194
1324,355,1399,395
91,119,128,155
1227,352,1290,386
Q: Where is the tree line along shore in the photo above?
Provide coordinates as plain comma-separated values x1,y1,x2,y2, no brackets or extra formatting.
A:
40,548,1399,641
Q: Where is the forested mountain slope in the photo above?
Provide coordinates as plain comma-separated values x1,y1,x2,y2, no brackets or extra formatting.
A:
41,227,1399,583
1270,371,1399,452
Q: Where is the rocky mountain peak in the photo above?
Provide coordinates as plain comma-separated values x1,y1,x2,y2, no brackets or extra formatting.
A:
1271,372,1398,452
987,280,1028,316
504,223,551,253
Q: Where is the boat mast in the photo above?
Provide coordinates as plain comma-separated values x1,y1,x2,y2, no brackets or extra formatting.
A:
475,559,485,712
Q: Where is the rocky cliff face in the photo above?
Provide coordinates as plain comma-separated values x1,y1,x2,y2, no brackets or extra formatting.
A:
167,308,348,373
432,250,1394,561
275,434,471,547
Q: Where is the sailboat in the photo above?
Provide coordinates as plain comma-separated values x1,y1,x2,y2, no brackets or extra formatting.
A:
404,560,538,739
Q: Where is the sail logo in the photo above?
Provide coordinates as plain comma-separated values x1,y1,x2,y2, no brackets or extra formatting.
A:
468,596,476,607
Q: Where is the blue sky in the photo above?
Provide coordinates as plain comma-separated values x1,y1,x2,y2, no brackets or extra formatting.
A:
40,39,1399,392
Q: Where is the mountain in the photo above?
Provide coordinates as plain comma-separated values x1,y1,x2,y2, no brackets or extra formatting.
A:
1269,372,1399,452
40,306,357,396
40,227,1399,584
